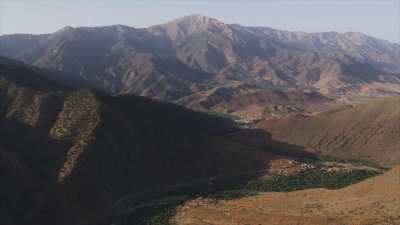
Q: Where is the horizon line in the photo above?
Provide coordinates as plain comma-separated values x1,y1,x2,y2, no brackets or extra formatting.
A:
0,14,398,44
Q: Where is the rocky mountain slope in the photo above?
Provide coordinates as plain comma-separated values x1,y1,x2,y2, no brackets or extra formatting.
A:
178,85,339,120
0,59,290,225
173,166,400,225
255,96,400,167
1,15,399,119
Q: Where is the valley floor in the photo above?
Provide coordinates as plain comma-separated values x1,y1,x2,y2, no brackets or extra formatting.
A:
172,166,400,225
114,159,396,225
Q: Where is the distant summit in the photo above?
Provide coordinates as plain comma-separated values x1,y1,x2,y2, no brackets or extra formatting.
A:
171,14,221,23
0,15,399,120
149,14,231,41
56,25,74,33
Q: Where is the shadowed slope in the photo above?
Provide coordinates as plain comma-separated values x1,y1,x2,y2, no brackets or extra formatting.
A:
0,58,285,225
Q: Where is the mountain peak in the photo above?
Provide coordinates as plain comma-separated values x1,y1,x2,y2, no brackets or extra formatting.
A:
149,14,230,41
175,14,219,22
56,25,75,33
173,14,227,28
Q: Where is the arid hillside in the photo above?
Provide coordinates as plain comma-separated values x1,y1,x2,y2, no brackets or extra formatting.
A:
177,84,339,120
1,15,400,119
255,97,400,167
173,166,400,225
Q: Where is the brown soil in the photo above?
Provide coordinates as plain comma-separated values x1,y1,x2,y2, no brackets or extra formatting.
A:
173,166,400,225
254,96,400,167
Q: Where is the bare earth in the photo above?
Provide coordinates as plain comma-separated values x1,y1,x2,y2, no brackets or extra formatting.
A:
254,96,400,167
173,166,400,225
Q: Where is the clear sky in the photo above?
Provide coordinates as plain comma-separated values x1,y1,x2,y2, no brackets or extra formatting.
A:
1,0,399,43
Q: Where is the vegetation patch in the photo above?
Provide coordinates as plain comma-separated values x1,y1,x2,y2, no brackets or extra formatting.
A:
117,205,178,225
318,155,389,170
121,162,383,224
208,168,382,200
143,206,177,225
206,111,239,121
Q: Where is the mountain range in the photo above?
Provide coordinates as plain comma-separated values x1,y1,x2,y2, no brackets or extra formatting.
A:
1,56,398,224
1,14,400,225
0,56,295,225
1,15,399,119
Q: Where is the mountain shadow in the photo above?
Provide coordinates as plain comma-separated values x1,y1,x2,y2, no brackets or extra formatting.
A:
0,57,313,225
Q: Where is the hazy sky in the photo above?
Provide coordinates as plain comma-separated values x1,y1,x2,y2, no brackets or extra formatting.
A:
1,0,399,43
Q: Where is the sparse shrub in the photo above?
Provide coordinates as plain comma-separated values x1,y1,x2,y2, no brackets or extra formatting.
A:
208,168,382,200
144,206,177,225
